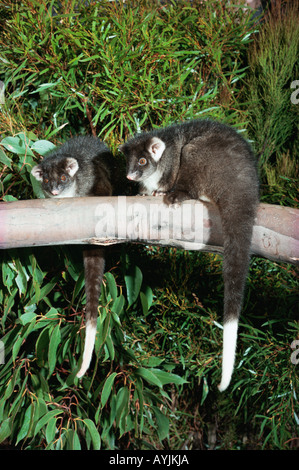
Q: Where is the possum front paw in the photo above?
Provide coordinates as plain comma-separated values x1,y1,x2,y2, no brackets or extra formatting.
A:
153,190,167,197
163,190,189,206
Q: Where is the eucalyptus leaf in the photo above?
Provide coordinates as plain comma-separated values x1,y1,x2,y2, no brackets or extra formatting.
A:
30,140,56,156
125,265,143,307
101,372,117,408
0,146,12,169
83,419,101,450
0,418,11,443
136,367,163,388
149,368,188,386
34,410,64,437
153,406,169,441
1,136,31,155
45,418,57,445
105,272,118,301
16,404,33,444
48,324,61,377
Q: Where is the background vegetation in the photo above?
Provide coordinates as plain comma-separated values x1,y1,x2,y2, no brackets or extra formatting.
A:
0,0,298,450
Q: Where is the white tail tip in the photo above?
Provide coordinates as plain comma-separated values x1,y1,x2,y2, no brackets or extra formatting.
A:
218,319,238,392
76,321,97,378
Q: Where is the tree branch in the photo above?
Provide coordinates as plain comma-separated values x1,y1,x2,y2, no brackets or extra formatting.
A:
0,196,298,265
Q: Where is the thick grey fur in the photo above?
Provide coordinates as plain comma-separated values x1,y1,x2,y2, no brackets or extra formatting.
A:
120,119,259,390
31,136,114,377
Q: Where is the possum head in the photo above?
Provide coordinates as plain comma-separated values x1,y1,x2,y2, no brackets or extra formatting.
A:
31,157,79,197
119,136,166,183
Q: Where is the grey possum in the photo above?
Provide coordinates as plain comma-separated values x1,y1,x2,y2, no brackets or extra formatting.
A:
119,119,259,391
31,136,114,378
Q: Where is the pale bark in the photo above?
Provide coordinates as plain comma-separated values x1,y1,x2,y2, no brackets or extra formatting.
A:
0,196,298,265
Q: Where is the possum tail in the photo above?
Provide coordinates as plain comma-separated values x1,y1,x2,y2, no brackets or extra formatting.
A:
76,247,105,378
217,195,257,392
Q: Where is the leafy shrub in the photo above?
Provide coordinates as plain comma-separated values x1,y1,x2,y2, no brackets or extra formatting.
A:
0,0,256,143
243,0,299,194
0,238,188,449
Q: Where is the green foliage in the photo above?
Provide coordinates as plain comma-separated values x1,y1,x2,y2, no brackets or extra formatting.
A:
243,0,299,187
0,245,188,449
0,0,255,144
0,0,298,451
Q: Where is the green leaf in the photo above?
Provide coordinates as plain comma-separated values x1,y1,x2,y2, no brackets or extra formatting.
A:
125,265,143,307
98,311,111,346
16,404,34,444
65,428,81,450
48,324,61,377
12,335,24,362
140,287,153,316
111,295,125,322
140,292,149,316
35,327,50,367
27,131,38,142
45,417,57,445
34,410,64,437
153,406,169,441
3,363,22,400
1,136,33,155
15,258,29,296
19,311,37,326
29,81,61,94
72,270,85,301
115,386,130,436
35,397,48,423
12,321,36,361
135,379,144,435
105,272,118,300
136,367,163,388
141,356,164,368
15,267,28,295
150,368,188,386
0,418,11,443
101,372,117,408
28,280,56,305
0,146,12,169
30,140,56,156
83,419,101,450
105,333,115,360
3,195,18,201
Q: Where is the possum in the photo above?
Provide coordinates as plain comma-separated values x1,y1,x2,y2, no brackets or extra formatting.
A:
119,119,259,391
31,135,114,378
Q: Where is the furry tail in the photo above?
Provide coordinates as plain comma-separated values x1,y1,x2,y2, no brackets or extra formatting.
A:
76,318,97,378
218,319,239,392
76,247,105,378
217,196,257,391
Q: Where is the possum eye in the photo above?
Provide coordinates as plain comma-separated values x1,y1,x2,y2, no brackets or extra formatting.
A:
138,157,147,166
61,174,67,181
43,178,49,184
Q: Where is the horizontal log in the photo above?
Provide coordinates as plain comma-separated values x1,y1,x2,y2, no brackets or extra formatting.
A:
0,196,298,265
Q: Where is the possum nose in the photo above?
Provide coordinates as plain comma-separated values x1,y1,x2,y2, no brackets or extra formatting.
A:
51,189,59,195
127,172,138,181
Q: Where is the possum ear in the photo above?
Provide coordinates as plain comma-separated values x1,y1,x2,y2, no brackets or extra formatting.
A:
31,165,43,181
147,137,165,162
65,158,79,177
